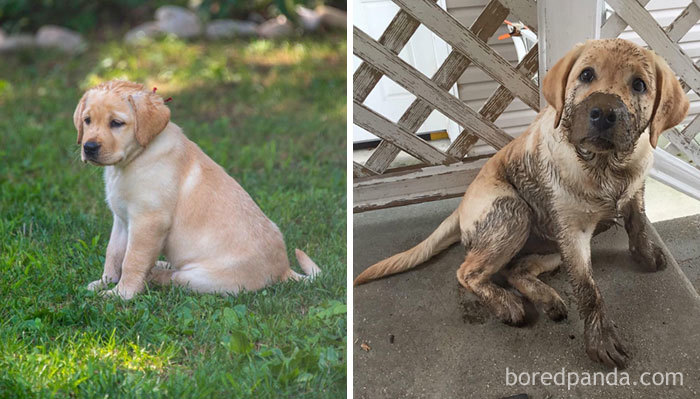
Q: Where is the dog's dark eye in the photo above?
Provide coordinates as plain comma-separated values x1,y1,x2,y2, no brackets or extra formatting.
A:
632,78,646,93
579,68,595,83
84,117,91,125
110,120,125,128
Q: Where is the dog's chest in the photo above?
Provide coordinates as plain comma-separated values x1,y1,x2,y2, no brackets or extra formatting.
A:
509,154,643,237
555,167,642,222
104,168,129,219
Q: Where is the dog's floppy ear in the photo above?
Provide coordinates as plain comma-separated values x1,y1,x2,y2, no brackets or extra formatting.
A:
542,43,586,129
127,92,171,147
648,54,688,148
73,91,89,145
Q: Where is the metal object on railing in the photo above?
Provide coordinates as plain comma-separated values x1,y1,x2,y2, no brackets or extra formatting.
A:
499,21,538,65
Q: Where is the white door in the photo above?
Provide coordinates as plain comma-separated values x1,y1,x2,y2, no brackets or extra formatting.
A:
353,0,461,143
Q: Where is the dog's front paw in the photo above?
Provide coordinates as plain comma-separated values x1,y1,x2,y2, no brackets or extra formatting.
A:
648,244,667,271
632,242,667,272
100,284,137,300
87,279,108,292
584,316,629,369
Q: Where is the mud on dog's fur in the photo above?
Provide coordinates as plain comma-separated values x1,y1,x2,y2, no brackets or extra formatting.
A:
354,39,688,369
74,80,320,300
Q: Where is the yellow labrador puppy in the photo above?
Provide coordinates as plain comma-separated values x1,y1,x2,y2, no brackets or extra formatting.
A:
354,39,689,368
74,80,320,300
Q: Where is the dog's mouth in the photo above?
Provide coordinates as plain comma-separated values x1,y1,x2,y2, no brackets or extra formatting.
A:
578,136,616,152
82,154,122,166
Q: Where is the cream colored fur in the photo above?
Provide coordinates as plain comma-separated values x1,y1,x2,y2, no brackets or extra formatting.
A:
75,80,320,300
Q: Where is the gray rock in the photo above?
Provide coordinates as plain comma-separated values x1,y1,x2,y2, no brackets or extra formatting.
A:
257,16,294,38
155,5,202,38
36,25,86,53
316,5,346,29
296,6,321,32
248,12,266,24
0,34,36,52
124,21,164,44
205,19,258,39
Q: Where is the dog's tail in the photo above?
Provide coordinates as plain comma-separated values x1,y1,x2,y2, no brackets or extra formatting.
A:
286,248,322,281
354,209,461,286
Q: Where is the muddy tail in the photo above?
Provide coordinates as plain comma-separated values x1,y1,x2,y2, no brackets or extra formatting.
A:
286,248,322,281
353,209,461,286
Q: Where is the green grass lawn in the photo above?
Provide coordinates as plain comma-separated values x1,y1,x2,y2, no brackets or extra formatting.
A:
0,33,346,398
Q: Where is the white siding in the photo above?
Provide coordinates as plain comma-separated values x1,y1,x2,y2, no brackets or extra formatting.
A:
446,0,700,153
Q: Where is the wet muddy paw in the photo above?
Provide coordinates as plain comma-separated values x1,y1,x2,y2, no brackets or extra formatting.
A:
584,317,629,369
632,242,667,272
649,244,667,271
495,297,526,327
545,297,568,322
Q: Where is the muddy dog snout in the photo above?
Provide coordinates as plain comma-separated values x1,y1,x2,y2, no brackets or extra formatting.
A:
589,106,617,131
570,92,632,152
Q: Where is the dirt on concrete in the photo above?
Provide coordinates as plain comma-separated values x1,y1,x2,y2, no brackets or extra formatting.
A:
353,199,700,399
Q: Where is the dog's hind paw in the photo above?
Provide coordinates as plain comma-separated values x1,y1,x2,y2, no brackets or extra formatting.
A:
545,297,568,322
494,296,527,327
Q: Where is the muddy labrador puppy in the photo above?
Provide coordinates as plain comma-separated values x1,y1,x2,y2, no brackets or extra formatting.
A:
354,39,688,368
74,80,320,300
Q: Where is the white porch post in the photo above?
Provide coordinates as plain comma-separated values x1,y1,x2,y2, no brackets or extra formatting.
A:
537,0,604,107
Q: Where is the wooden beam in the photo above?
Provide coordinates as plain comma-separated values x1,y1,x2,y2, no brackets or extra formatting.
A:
607,0,700,95
600,0,651,39
354,101,458,165
681,114,700,141
353,10,423,103
666,126,700,166
353,161,377,178
354,158,489,212
393,0,540,110
666,2,700,43
353,27,513,149
447,44,539,158
364,0,510,174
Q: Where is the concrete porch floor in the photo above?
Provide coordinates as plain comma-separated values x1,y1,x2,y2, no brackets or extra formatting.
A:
353,195,700,398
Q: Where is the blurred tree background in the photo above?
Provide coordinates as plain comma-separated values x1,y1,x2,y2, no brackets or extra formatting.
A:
0,0,346,34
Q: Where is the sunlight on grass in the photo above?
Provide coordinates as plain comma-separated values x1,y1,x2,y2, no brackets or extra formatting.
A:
1,330,177,395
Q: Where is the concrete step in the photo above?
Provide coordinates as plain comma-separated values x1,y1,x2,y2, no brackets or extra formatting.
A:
353,198,700,398
653,214,700,296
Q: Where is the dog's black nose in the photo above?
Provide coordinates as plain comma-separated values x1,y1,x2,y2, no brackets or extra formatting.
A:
83,141,100,157
589,107,617,131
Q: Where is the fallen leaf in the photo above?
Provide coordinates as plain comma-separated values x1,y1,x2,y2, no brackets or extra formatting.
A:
360,342,371,352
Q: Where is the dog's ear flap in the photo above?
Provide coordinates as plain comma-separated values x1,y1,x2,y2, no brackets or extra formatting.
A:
73,91,89,145
648,55,688,148
127,92,171,147
542,43,586,129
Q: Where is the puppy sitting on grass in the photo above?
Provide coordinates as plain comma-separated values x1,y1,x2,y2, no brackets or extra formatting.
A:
74,80,320,299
